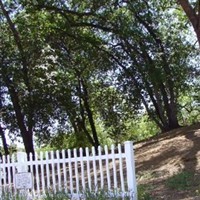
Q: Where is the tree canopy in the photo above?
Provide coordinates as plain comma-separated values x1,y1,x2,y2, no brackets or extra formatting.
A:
0,0,199,154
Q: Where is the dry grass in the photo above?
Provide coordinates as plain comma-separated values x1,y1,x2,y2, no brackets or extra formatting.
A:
135,123,200,199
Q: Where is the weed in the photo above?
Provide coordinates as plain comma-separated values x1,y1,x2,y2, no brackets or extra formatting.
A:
0,187,141,200
137,170,155,181
43,190,69,200
165,171,194,190
137,185,154,200
82,188,130,199
0,190,27,200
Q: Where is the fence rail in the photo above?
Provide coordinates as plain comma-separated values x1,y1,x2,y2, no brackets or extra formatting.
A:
0,141,137,199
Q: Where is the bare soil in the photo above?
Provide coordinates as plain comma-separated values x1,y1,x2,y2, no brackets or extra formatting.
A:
135,123,200,200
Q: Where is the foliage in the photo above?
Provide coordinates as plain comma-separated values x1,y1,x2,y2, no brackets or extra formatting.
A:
42,188,153,200
0,0,199,152
43,188,133,199
0,189,133,200
166,171,194,190
177,0,200,47
126,115,159,142
178,93,200,125
7,144,18,154
44,190,69,200
49,131,91,150
0,189,27,200
137,185,154,200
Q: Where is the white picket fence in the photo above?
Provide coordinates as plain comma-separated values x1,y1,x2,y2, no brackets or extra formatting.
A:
0,141,137,199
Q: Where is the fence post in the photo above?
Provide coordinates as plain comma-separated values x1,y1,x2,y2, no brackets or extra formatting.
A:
124,141,137,200
17,152,28,173
16,152,31,199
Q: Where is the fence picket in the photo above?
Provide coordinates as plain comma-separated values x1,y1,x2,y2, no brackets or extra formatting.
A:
74,148,79,193
91,147,97,191
98,146,104,189
105,145,111,190
56,150,61,191
0,141,137,199
2,155,6,189
0,159,2,190
85,147,91,191
61,150,67,193
35,152,40,195
11,154,16,194
111,144,117,189
40,151,45,194
68,149,73,193
50,151,56,192
80,148,85,191
7,155,11,187
118,144,125,192
29,153,35,196
45,151,50,191
125,141,137,199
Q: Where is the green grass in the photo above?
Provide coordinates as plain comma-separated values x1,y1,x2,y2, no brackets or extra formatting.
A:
0,189,132,200
44,190,69,200
43,186,153,200
165,171,194,190
0,186,153,200
0,190,27,200
137,185,154,200
44,189,131,200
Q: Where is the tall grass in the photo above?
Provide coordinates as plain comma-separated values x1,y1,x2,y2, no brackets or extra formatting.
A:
0,188,143,200
43,189,131,200
0,190,27,200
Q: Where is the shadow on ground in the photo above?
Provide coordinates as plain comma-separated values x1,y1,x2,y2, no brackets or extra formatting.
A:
135,123,200,200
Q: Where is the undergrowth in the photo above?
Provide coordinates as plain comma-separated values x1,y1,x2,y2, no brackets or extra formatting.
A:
165,171,194,190
0,185,154,200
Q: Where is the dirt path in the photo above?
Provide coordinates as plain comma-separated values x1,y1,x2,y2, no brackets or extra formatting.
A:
135,123,200,200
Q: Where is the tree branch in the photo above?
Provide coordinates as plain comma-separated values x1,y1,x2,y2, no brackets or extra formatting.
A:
0,0,35,131
177,0,200,46
0,0,28,71
178,0,198,28
36,4,95,17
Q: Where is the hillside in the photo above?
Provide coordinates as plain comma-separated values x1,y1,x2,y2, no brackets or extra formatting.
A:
135,123,200,200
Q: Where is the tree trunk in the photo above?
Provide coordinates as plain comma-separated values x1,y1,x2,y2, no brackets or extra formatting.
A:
76,78,97,147
0,89,9,155
80,78,100,151
23,131,34,157
0,125,9,155
3,74,34,156
1,0,35,156
178,0,200,47
167,102,180,129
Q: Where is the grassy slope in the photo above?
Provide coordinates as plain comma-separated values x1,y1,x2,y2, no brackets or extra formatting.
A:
135,123,200,200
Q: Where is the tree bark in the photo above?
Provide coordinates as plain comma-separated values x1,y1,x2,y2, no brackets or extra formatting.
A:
178,0,200,47
80,78,100,151
134,14,181,131
0,125,9,155
76,77,97,147
0,0,35,156
2,74,34,155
